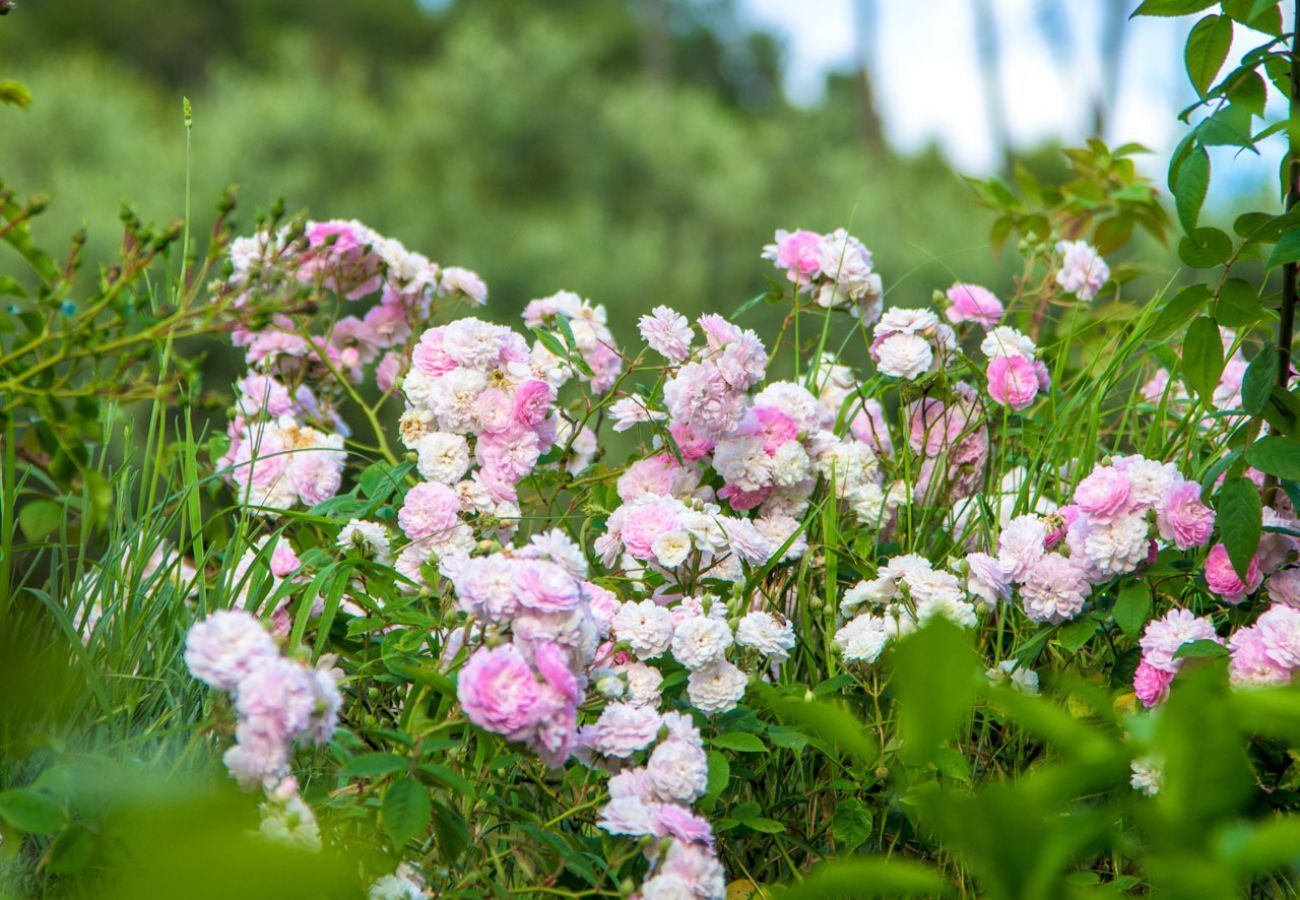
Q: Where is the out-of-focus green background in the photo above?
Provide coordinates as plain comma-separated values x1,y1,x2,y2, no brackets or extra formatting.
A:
0,0,1035,341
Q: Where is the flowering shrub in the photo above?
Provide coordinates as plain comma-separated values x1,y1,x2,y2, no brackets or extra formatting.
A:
16,3,1300,896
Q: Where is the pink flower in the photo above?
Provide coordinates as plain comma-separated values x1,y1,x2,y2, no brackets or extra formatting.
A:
1268,568,1300,608
1133,660,1174,707
1229,624,1294,686
741,406,800,456
514,562,583,613
772,229,823,285
1156,480,1215,550
411,329,457,377
1055,240,1109,301
945,283,1004,327
653,804,715,847
512,380,553,428
638,306,694,362
397,481,462,544
986,355,1039,410
1072,467,1133,525
620,500,683,560
1138,607,1219,673
184,610,278,691
849,399,894,456
669,422,715,461
618,454,682,502
587,702,663,758
457,644,544,739
1204,543,1263,604
663,363,745,439
375,352,403,393
717,483,772,511
269,542,301,579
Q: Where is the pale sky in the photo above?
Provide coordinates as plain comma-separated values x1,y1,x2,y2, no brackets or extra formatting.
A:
741,0,1281,203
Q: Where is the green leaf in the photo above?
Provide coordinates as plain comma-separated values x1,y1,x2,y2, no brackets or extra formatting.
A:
431,800,469,866
750,684,878,767
1237,348,1279,416
1057,615,1098,652
340,752,410,778
1265,228,1300,270
1171,142,1210,232
1113,582,1153,638
893,618,980,765
1245,435,1300,480
742,816,786,834
704,750,730,799
0,275,27,298
382,776,431,849
1214,278,1267,327
1185,14,1233,96
18,499,63,542
358,462,413,505
1150,284,1211,340
711,731,767,753
1181,316,1225,401
46,825,95,875
832,798,875,853
1179,228,1233,267
0,789,66,834
1174,638,1231,659
1217,476,1263,580
770,858,950,898
0,80,31,109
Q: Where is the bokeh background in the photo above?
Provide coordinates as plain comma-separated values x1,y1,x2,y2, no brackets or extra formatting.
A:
0,0,1272,337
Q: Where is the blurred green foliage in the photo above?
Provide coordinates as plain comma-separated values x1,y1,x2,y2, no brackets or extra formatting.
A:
0,0,1008,347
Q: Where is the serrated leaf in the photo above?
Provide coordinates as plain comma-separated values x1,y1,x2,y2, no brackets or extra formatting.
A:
1181,316,1225,401
431,800,469,865
831,798,874,852
1185,15,1233,96
1245,436,1300,480
1179,228,1233,267
382,776,431,848
1113,582,1153,638
712,731,767,753
1217,476,1263,580
741,816,786,834
1172,142,1210,232
1237,348,1279,416
705,750,730,798
1150,284,1211,340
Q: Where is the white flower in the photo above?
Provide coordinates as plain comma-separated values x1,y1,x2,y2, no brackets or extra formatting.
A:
258,794,321,851
415,432,471,484
987,659,1039,694
1055,240,1109,302
646,737,709,803
980,326,1037,361
686,660,748,714
369,866,427,900
622,661,665,707
609,396,665,432
652,531,693,568
588,702,663,758
753,514,808,563
713,436,773,492
997,515,1049,583
337,519,391,561
834,614,892,663
769,442,812,488
874,333,933,379
671,615,733,670
612,600,675,660
1130,755,1162,796
1081,512,1150,578
735,611,796,660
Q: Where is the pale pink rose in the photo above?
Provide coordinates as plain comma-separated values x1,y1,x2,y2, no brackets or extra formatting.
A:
773,229,823,285
986,355,1039,410
669,422,715,461
1133,660,1174,707
457,644,544,738
740,406,800,456
1204,543,1263,604
638,306,694,362
1156,480,1215,550
375,352,403,393
397,481,462,544
1267,568,1300,608
945,283,1004,327
1072,467,1133,525
512,379,553,428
